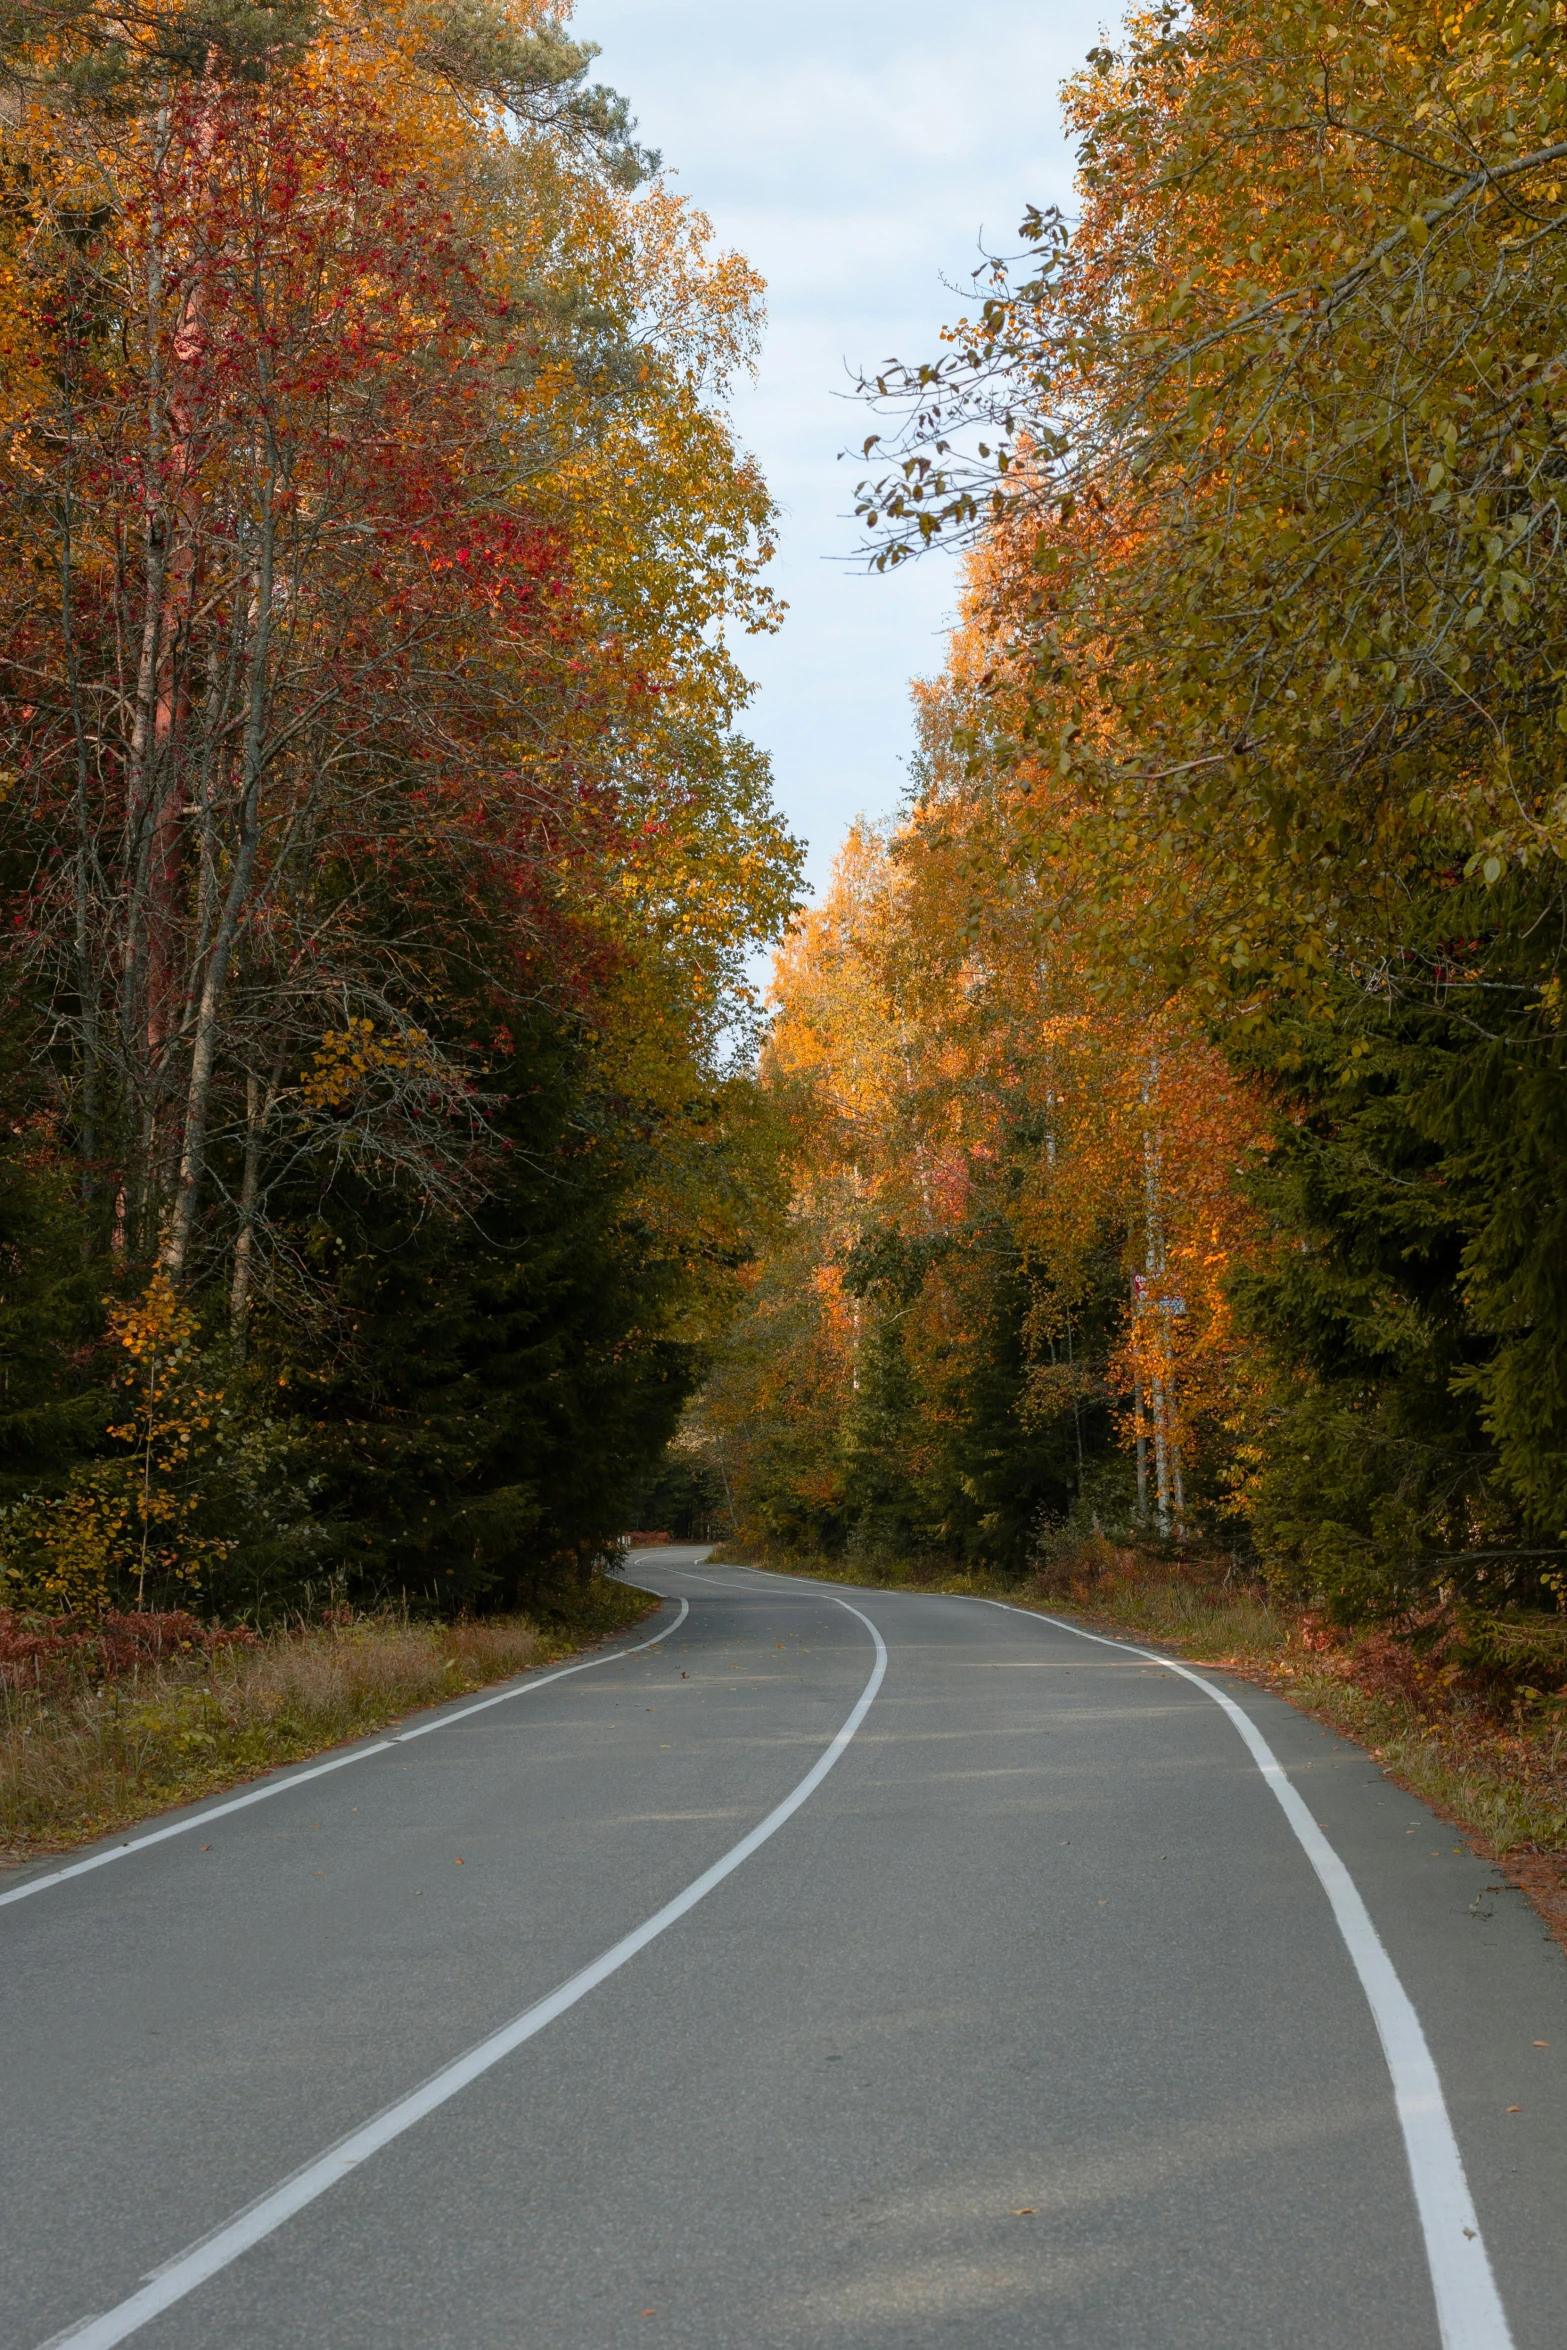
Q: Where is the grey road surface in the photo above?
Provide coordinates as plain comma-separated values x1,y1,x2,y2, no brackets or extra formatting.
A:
3,1551,1563,2349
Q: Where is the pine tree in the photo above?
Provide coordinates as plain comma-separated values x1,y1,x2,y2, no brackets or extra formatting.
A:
1231,870,1567,1619
250,1010,702,1611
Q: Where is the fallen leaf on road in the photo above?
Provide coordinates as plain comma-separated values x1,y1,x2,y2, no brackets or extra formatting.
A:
1533,2041,1549,2048
1012,2208,1035,2216
1506,2105,1521,2113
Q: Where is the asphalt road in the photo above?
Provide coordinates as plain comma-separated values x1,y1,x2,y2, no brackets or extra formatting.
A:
4,1551,1564,2350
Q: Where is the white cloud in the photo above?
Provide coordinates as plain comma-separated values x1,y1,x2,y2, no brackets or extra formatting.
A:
579,0,1118,898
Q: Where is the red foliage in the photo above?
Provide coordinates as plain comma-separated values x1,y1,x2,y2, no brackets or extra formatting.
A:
1289,1613,1450,1712
0,1609,257,1694
5,69,637,1050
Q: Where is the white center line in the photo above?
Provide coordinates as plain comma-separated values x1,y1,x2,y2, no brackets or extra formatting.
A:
34,1593,887,2350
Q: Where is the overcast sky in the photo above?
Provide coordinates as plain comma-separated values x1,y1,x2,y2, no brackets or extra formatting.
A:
580,0,1113,905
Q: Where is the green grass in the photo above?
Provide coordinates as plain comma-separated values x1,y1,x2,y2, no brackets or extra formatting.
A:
705,1545,1021,1598
1267,1671,1567,1854
0,1578,656,1862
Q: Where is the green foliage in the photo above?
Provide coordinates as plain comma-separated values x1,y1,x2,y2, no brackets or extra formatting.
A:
0,0,321,109
245,1010,743,1612
838,0,1567,1668
406,0,659,182
1232,869,1567,1618
0,1135,106,1510
626,1443,728,1543
844,1217,1116,1575
0,16,797,1629
857,0,1567,994
717,1206,1118,1579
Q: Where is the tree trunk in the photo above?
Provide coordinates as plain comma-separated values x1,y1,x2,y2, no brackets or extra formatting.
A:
230,1058,281,1355
163,485,275,1281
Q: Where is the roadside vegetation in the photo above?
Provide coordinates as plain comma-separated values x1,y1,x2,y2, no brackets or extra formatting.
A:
684,3,1567,1911
0,1578,652,1862
0,5,798,1630
10,1,1567,1924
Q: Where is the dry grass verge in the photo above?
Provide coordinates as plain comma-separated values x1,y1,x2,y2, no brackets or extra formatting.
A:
716,1544,1567,1944
1,1578,655,1866
1040,1565,1567,1946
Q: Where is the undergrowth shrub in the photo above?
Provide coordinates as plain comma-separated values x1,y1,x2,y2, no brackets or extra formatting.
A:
0,1578,651,1855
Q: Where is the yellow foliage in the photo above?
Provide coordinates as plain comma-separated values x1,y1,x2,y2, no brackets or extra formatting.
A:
103,1275,231,1607
301,1019,440,1111
0,1480,124,1618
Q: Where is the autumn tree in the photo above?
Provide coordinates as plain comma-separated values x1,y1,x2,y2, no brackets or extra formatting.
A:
834,0,1567,1624
861,1,1567,980
700,770,1267,1570
0,1,803,1613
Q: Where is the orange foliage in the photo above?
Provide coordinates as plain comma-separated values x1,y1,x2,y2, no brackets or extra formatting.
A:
705,534,1273,1554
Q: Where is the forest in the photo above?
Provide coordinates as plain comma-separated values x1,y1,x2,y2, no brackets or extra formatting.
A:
3,12,1559,2330
694,0,1567,1705
7,0,1567,1719
0,0,798,1625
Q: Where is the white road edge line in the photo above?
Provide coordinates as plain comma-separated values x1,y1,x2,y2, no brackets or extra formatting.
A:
969,1595,1513,2350
35,1593,888,2350
0,1591,690,1911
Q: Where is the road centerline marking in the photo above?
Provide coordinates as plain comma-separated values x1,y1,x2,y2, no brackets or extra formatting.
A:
34,1592,887,2350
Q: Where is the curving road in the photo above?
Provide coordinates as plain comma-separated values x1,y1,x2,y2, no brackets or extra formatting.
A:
3,1551,1563,2350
